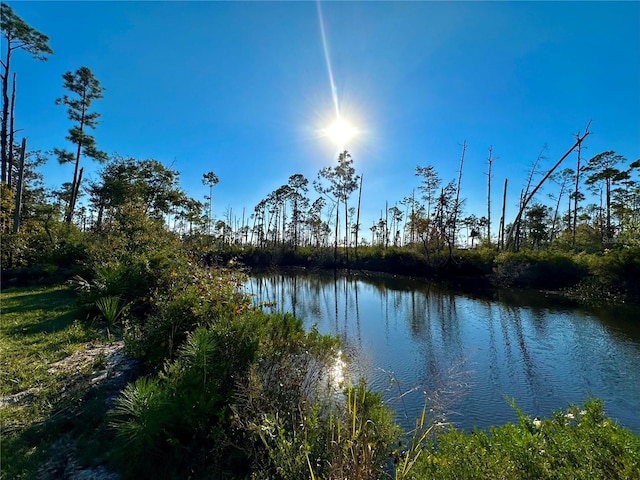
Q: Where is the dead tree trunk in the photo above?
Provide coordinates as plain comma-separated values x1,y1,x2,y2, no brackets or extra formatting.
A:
68,167,84,225
7,73,16,190
12,137,26,233
486,146,495,245
499,178,508,251
572,135,582,246
505,122,591,251
450,140,466,258
355,174,362,258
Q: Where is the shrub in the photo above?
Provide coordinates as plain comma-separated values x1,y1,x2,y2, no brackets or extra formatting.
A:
491,251,587,289
111,305,345,479
407,399,640,480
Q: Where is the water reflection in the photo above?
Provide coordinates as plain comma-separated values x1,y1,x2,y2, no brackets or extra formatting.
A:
244,270,640,433
329,350,346,389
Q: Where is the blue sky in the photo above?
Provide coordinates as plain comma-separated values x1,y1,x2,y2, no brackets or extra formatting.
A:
8,1,640,236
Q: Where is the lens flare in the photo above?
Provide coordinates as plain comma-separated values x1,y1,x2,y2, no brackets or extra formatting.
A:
317,1,340,118
316,1,360,150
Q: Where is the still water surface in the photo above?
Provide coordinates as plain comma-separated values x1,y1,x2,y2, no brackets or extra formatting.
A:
244,270,640,433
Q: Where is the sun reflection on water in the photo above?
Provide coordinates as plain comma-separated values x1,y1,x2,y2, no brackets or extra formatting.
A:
328,350,346,390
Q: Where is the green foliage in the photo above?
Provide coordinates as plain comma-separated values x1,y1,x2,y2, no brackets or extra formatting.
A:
71,200,187,310
407,399,640,480
90,156,187,226
95,295,127,340
566,247,640,304
125,266,247,364
246,379,400,480
110,377,168,456
455,247,496,275
554,223,605,253
327,381,401,479
110,307,341,479
491,250,587,289
0,181,15,231
2,221,90,287
54,66,106,223
0,2,53,60
1,1,53,186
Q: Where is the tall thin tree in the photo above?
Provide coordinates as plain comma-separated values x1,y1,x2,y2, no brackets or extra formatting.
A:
450,140,466,257
202,171,219,235
315,150,359,262
584,151,628,243
354,174,363,256
54,67,106,223
572,131,585,246
1,2,53,185
486,146,496,245
499,178,508,250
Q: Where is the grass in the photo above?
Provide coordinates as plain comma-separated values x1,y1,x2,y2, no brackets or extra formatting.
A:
0,285,104,479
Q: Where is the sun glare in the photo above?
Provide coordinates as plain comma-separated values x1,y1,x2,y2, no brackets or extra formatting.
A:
326,117,357,148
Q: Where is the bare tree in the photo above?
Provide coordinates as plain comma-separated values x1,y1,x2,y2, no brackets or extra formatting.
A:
486,146,496,245
505,122,591,250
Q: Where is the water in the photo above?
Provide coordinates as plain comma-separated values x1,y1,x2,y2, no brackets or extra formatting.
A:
244,270,640,433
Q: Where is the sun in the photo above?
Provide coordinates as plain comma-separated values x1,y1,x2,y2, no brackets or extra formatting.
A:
325,116,357,148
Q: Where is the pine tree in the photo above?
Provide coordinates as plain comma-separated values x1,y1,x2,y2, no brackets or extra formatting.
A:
1,2,53,185
54,67,107,224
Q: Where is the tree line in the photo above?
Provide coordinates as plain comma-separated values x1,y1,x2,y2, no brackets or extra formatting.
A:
2,1,639,276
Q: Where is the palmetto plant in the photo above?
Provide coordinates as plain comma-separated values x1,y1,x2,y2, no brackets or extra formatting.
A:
95,295,128,341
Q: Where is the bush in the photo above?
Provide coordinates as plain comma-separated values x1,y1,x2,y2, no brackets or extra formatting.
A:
111,305,345,479
566,247,640,304
491,251,587,289
1,223,91,288
408,399,640,480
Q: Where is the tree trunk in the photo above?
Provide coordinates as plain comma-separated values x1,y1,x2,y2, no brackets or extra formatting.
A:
572,138,582,246
550,182,564,242
66,90,87,224
12,138,26,232
344,195,348,261
499,178,508,251
355,174,362,257
1,43,12,185
334,198,339,264
487,146,494,245
606,178,612,243
282,203,286,248
385,201,389,249
451,141,466,257
67,167,84,224
7,73,16,190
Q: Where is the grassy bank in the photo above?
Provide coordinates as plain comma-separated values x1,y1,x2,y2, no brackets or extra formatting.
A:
0,285,110,478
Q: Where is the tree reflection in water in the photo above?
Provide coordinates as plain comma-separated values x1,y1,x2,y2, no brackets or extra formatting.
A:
244,270,640,433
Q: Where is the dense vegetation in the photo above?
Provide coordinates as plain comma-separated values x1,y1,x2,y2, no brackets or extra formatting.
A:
2,3,639,479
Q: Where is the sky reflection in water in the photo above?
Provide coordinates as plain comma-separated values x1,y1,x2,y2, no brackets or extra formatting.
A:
244,271,640,433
